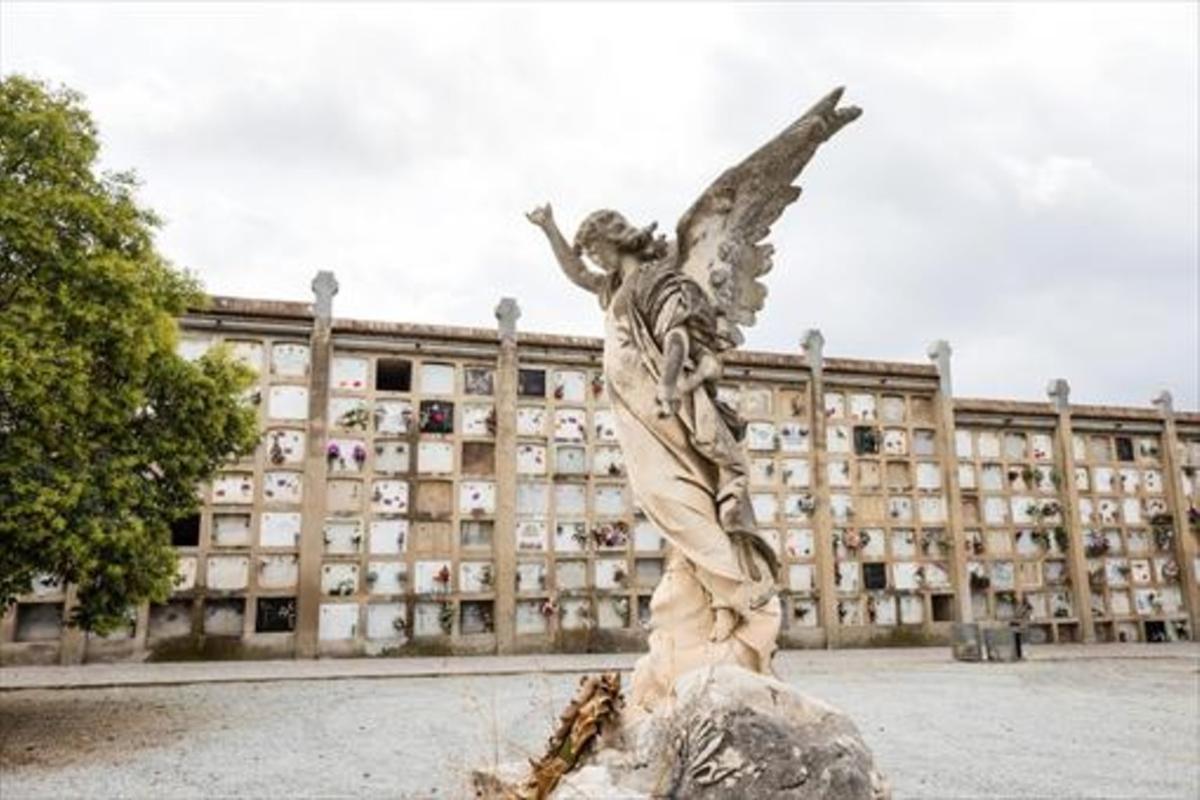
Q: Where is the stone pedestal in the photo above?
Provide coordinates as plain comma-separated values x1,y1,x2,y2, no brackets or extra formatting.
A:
478,665,890,799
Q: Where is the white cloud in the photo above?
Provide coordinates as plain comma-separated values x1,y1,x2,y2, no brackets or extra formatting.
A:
1000,155,1112,210
1,1,1196,408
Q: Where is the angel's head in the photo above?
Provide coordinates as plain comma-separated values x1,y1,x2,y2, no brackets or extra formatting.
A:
573,209,667,272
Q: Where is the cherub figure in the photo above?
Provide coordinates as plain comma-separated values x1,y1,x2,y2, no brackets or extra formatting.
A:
527,88,860,713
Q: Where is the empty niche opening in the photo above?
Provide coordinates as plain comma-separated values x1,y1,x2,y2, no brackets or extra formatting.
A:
638,596,653,626
255,597,297,633
862,562,887,591
852,426,880,455
1114,436,1135,463
170,513,201,547
931,594,955,622
461,520,494,549
149,601,194,639
419,400,454,434
1144,620,1168,643
461,442,496,475
460,600,495,635
376,358,412,392
15,603,63,642
203,599,245,637
518,368,546,397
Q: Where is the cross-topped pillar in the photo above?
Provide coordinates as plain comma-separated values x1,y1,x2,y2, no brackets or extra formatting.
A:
927,339,971,622
492,298,521,653
1152,390,1200,635
296,270,338,657
1046,378,1095,642
801,329,837,645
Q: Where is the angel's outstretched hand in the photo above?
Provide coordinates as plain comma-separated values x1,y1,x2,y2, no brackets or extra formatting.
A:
525,203,554,230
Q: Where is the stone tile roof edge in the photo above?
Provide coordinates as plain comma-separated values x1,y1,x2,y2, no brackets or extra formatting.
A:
955,397,1200,423
200,295,314,320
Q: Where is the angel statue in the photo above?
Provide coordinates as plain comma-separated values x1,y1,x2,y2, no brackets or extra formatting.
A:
527,88,861,716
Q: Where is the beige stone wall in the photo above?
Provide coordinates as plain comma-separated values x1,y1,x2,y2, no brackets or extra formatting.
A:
3,288,1197,664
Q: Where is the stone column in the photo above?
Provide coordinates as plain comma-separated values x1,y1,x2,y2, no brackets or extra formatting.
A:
927,340,972,622
1152,391,1200,634
295,271,338,658
492,298,521,654
1047,379,1095,642
802,329,837,646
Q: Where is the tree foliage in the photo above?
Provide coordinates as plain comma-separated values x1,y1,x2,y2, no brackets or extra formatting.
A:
0,75,259,632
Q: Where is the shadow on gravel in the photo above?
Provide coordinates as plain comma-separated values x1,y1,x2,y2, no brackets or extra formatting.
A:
0,690,211,771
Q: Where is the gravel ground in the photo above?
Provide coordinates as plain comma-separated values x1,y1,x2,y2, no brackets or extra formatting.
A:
1,648,1197,799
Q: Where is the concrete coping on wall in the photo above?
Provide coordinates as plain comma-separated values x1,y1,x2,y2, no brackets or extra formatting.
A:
187,295,1196,419
187,295,940,379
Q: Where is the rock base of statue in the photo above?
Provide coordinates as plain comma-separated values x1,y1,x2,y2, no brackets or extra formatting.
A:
473,664,890,800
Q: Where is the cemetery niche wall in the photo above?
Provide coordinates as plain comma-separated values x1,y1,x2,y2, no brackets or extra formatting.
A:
2,283,1197,664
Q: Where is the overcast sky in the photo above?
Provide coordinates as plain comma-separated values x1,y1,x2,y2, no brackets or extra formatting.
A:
3,2,1197,409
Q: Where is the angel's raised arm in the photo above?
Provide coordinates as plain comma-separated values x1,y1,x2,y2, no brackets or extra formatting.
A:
526,204,605,295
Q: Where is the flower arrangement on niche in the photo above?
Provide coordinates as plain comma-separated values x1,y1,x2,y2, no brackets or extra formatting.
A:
913,564,928,589
338,406,369,430
1083,533,1110,559
610,596,630,622
434,564,452,591
1152,526,1174,552
570,525,590,550
969,570,990,591
269,434,287,465
920,529,948,555
591,521,629,549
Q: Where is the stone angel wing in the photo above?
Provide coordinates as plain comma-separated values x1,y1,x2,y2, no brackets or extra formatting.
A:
674,87,861,350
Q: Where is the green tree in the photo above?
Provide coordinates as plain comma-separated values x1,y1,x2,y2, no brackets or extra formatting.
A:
0,75,259,632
